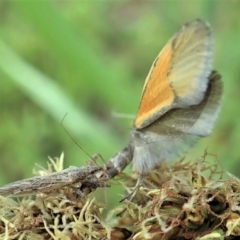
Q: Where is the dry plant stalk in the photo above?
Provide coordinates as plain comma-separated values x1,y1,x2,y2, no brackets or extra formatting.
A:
0,152,240,239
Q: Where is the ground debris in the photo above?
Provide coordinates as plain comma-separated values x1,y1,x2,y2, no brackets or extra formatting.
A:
0,153,240,239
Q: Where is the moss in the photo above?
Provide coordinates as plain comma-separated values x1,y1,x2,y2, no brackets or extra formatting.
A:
0,152,240,239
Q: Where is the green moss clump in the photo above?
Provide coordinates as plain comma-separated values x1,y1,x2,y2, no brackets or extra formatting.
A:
1,153,240,239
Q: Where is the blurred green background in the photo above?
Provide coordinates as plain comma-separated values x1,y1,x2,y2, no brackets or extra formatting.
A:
0,1,239,205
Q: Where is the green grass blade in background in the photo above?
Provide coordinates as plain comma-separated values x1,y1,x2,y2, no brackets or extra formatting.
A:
11,0,137,112
0,40,122,151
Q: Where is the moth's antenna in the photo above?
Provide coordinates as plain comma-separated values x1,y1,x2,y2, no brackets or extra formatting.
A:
61,113,95,162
